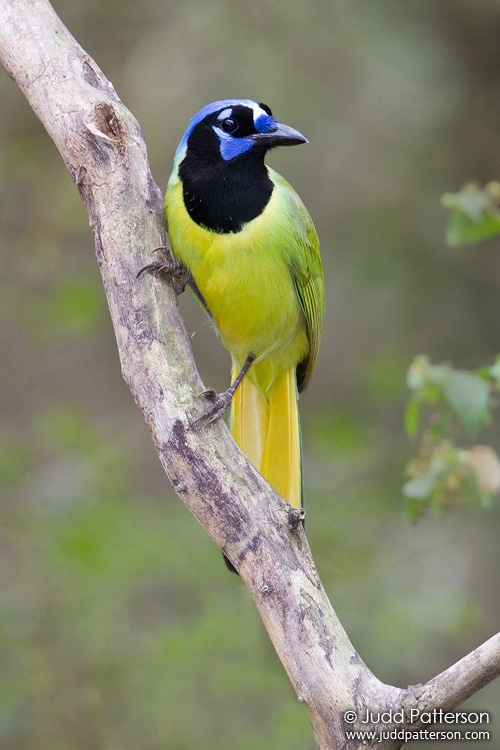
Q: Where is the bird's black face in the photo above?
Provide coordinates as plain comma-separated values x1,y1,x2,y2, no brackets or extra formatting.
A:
184,103,268,163
177,100,307,165
175,99,307,233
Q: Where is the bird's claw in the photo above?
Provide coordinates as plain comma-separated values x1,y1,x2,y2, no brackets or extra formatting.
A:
137,247,190,295
191,388,234,427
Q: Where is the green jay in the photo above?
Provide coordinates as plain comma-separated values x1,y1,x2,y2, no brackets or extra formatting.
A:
163,99,324,512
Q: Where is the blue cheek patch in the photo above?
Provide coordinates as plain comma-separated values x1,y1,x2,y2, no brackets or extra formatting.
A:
213,127,255,161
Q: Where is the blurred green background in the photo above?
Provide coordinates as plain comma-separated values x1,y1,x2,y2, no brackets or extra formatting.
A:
1,1,499,748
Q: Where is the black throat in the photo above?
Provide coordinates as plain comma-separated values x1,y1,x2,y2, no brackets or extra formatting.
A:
178,147,274,234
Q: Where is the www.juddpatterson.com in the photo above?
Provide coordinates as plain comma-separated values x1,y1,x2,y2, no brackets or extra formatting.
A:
342,709,491,743
344,727,490,744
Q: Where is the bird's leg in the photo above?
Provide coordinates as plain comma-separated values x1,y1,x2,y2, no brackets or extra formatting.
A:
192,352,256,426
138,247,212,319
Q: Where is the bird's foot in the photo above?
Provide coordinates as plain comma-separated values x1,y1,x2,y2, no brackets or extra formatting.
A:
137,246,190,295
288,507,306,530
191,388,234,427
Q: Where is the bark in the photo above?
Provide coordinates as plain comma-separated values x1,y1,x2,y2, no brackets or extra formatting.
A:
0,1,498,747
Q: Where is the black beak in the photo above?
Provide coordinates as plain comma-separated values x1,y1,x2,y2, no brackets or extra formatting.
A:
251,122,308,148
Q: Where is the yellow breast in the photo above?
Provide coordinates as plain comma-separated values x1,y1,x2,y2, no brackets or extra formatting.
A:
164,177,309,391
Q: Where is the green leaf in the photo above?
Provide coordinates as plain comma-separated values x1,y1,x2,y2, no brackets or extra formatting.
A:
442,182,500,247
404,394,421,438
442,370,490,438
445,208,500,247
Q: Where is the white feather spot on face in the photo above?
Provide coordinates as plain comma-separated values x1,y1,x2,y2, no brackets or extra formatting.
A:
252,105,268,124
217,108,234,121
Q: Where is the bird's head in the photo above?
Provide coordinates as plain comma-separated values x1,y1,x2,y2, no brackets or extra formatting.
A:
173,99,308,169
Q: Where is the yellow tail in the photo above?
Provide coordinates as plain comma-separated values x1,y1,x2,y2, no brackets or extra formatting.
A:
230,367,302,508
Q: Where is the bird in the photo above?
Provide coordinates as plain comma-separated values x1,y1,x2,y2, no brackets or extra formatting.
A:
163,99,324,512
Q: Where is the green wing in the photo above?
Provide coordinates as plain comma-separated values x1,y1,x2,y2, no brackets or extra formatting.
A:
292,227,324,392
269,168,325,393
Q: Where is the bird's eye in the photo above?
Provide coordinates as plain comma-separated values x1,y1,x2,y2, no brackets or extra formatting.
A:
221,117,238,133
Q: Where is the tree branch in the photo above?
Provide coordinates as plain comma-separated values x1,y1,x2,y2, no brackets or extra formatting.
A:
0,1,498,747
406,632,500,718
